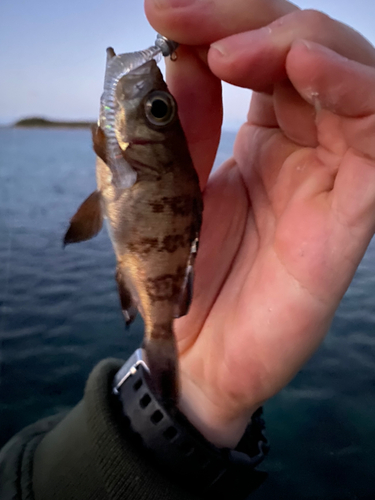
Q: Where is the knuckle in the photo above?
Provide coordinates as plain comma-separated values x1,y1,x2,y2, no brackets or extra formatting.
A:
299,9,332,30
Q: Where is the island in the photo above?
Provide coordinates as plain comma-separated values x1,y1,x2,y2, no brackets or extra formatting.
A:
14,117,96,128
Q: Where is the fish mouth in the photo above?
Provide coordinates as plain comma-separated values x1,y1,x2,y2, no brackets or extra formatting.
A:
128,138,164,146
118,137,162,151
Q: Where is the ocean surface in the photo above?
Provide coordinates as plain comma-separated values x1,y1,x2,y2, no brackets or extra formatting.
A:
1,128,375,499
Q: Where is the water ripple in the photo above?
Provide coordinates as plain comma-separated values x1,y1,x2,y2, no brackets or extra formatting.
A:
1,128,375,498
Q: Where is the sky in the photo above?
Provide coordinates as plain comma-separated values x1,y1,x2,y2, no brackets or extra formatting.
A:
1,0,375,129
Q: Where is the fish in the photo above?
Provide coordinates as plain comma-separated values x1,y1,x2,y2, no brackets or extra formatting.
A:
64,45,203,406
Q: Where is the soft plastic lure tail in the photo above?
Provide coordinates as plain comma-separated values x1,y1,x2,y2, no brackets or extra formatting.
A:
99,35,178,189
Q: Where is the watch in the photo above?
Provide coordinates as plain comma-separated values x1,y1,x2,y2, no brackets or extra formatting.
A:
113,348,269,498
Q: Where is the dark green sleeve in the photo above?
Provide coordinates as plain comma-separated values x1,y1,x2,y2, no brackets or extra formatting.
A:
0,358,199,500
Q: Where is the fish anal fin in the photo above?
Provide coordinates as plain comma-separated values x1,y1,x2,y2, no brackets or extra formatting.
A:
116,267,138,327
175,265,193,318
92,124,108,165
63,191,103,246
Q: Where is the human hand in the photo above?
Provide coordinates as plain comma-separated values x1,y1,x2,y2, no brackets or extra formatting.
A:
145,0,375,448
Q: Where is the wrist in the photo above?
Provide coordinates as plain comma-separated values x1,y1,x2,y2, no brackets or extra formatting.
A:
113,350,269,497
178,374,260,449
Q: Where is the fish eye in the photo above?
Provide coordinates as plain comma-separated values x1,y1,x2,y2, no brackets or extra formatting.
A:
145,91,176,126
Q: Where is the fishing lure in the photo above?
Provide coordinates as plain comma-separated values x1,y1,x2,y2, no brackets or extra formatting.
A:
100,35,179,188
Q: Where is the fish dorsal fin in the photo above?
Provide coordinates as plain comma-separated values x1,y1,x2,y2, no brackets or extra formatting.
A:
63,191,103,246
174,237,199,318
175,265,193,318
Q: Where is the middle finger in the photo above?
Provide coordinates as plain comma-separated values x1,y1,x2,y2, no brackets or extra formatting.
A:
208,9,375,91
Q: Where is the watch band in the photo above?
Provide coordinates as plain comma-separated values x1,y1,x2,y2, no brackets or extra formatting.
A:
113,349,269,497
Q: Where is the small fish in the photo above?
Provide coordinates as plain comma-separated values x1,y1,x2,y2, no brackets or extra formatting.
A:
64,43,202,405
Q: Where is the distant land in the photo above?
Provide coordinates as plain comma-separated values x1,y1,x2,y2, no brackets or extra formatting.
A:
14,117,95,128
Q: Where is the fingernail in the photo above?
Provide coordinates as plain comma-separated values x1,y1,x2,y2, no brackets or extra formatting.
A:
210,29,267,58
296,39,350,62
154,0,196,8
210,42,228,57
298,39,313,50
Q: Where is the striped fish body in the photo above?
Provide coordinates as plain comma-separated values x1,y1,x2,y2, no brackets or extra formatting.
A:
65,59,202,404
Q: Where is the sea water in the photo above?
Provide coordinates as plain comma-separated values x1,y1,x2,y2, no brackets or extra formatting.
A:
0,128,375,499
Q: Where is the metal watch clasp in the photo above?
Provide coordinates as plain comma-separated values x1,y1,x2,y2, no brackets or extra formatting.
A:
112,348,150,395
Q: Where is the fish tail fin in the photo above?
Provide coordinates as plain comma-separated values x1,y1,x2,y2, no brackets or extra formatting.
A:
143,325,178,406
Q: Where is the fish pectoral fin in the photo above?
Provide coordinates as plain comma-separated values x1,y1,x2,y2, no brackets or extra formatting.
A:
116,267,138,327
175,265,193,318
63,191,103,246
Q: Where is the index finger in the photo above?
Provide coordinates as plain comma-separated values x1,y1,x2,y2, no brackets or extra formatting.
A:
145,0,298,45
208,10,375,91
165,46,222,188
145,0,299,186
